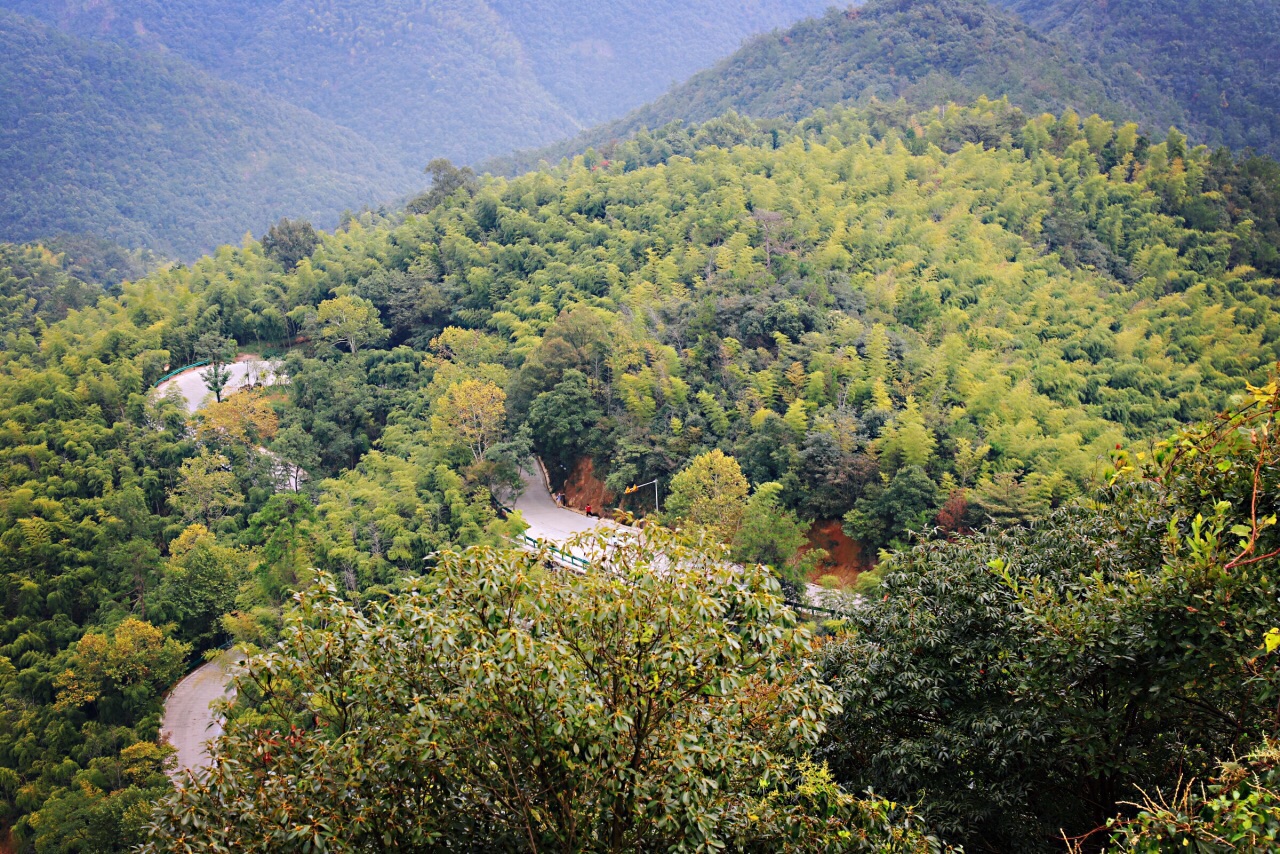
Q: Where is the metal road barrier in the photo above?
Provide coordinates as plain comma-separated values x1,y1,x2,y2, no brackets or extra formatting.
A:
513,533,592,571
153,360,210,387
509,527,854,619
784,599,853,619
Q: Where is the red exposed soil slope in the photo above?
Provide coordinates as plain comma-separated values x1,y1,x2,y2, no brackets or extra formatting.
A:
564,457,615,512
801,520,870,587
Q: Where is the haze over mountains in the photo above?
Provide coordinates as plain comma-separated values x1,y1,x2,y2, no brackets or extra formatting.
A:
0,0,831,256
0,12,415,259
1,0,835,165
501,0,1280,172
996,0,1280,153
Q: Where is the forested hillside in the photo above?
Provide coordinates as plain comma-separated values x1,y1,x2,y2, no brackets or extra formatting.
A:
0,12,416,258
0,237,162,348
8,0,1274,258
0,245,105,344
1,0,832,165
998,0,1280,155
484,0,832,125
493,0,1192,174
497,0,1280,175
3,99,1280,848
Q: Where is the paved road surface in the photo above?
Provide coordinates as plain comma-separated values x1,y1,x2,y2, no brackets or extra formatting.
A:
156,463,591,781
155,360,271,780
155,357,279,414
515,461,610,545
160,651,241,781
513,461,841,607
160,460,844,778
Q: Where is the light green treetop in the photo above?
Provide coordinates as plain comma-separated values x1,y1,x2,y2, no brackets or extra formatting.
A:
141,530,942,852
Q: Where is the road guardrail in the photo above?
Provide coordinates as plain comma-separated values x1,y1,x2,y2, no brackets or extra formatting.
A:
153,360,210,387
513,532,592,571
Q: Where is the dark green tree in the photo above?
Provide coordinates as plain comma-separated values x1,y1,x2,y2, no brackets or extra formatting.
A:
196,332,236,403
821,388,1280,850
732,481,817,591
270,423,321,493
139,531,928,853
842,465,938,553
150,524,244,649
406,158,478,214
526,369,603,481
797,429,877,519
261,217,321,271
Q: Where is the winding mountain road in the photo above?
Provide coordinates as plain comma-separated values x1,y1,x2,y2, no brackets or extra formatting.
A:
158,450,841,778
517,461,611,544
155,356,280,414
160,651,241,781
515,461,841,607
157,463,605,778
155,358,270,782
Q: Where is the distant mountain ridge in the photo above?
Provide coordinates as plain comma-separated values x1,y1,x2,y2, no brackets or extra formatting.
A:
493,0,1279,174
1,0,834,166
489,0,1160,173
995,0,1280,154
4,0,1273,256
0,0,834,256
0,11,418,258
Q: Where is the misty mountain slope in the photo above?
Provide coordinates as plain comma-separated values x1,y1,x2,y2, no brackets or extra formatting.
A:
226,0,583,166
0,0,268,69
0,12,417,258
996,0,1280,155
0,0,578,165
485,0,833,125
2,0,833,165
492,0,1174,173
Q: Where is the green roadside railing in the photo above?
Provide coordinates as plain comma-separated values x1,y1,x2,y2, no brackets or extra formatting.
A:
153,360,209,387
513,533,592,571
785,599,853,619
513,532,852,617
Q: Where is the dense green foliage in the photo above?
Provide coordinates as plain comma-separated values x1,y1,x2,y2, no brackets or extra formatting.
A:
7,236,159,291
821,382,1280,850
0,256,527,845
143,531,944,852
0,244,103,345
0,12,416,258
1,235,159,358
9,0,1276,257
475,101,1280,551
999,0,1280,156
260,219,322,273
2,97,1280,849
1108,740,1280,850
3,0,831,167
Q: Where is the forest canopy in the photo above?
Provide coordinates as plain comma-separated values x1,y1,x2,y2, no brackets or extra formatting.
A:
0,0,832,174
997,0,1280,155
2,98,1280,849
